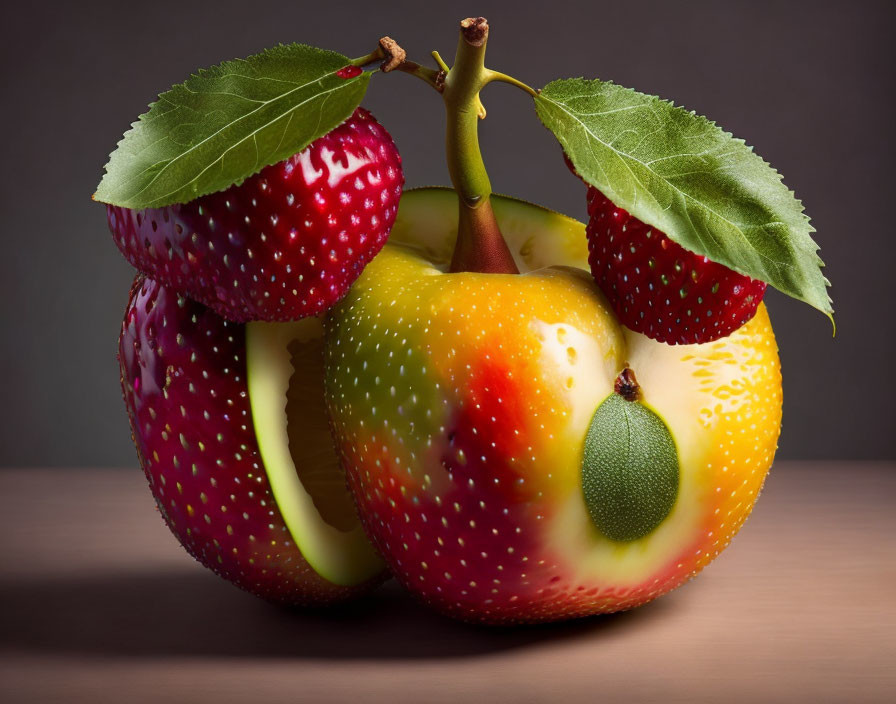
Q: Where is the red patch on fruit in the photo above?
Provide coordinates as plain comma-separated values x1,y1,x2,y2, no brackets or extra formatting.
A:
585,188,766,344
457,358,539,492
345,410,553,623
336,65,363,79
340,354,678,623
107,108,403,322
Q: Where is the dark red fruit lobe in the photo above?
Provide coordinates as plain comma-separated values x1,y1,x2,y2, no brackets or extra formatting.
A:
585,188,766,345
119,275,371,604
108,108,403,322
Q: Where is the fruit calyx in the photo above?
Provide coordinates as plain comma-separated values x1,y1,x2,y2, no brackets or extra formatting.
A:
614,367,641,402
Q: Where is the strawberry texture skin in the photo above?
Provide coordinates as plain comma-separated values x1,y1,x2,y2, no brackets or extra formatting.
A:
324,240,783,624
584,188,766,345
118,275,377,604
107,108,403,322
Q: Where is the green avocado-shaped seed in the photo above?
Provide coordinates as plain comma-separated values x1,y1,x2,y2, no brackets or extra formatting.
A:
582,391,679,542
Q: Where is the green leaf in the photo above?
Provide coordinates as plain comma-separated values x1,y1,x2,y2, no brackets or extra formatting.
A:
582,393,679,542
95,44,371,209
535,78,832,321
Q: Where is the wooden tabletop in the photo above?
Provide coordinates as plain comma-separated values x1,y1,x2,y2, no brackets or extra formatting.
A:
1,462,893,703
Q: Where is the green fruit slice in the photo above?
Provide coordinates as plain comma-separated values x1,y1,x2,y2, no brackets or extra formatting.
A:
246,316,384,586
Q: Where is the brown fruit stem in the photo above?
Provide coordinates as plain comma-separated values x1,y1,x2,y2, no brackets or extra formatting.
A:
351,40,445,91
614,368,642,402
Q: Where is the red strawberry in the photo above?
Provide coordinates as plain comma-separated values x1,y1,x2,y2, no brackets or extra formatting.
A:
119,275,384,604
108,108,403,322
585,187,766,344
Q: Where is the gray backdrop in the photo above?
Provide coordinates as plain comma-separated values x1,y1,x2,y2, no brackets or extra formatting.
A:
2,0,893,466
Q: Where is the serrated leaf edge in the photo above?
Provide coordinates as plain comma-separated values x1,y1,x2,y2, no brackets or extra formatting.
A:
535,78,833,321
94,43,370,209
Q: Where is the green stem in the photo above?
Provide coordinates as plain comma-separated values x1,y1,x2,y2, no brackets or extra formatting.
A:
350,47,386,68
487,70,539,97
443,18,519,274
394,61,444,91
431,51,450,73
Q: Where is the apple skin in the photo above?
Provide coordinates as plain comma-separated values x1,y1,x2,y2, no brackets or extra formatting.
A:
323,190,782,624
119,276,384,604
